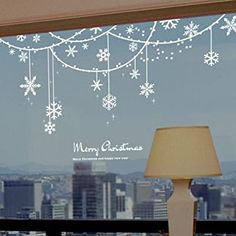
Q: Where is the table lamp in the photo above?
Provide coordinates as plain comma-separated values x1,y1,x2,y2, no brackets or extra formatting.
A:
144,126,221,236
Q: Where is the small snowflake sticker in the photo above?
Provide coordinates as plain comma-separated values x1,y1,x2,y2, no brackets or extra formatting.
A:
220,16,236,36
33,34,41,43
44,121,56,135
90,27,102,34
130,69,140,79
139,82,155,98
20,76,41,96
102,94,117,111
65,45,78,57
18,52,28,63
91,79,103,91
204,51,219,66
16,35,26,42
129,42,138,52
9,49,15,55
126,25,135,35
97,49,110,62
160,19,180,30
183,21,199,38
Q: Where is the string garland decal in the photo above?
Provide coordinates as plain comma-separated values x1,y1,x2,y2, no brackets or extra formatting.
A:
0,14,234,134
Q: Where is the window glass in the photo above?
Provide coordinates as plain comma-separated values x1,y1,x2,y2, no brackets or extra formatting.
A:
0,13,235,223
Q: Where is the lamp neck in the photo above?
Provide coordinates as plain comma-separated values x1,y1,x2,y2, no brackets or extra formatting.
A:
171,179,193,198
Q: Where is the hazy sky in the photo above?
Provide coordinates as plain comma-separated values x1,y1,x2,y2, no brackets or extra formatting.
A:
0,13,236,171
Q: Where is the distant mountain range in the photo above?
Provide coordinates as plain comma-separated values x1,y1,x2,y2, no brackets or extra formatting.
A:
0,160,236,177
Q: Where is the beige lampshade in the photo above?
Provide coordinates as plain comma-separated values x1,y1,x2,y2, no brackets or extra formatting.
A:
145,126,222,179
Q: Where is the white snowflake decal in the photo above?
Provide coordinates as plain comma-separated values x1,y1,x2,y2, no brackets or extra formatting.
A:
139,82,155,98
33,34,41,43
46,101,62,120
160,19,180,30
129,42,138,52
130,69,140,79
9,49,15,55
91,79,103,91
96,49,110,62
82,43,89,50
65,45,78,57
18,52,28,63
204,51,219,66
183,21,199,38
220,16,236,36
102,94,117,111
44,121,56,135
90,27,102,34
126,25,135,35
20,76,41,96
16,35,26,42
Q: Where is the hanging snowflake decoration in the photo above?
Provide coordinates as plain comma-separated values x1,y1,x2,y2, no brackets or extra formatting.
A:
129,42,138,52
18,52,28,63
139,82,155,98
220,16,236,36
204,51,219,66
91,79,103,91
44,121,56,135
46,101,62,120
16,35,26,42
20,76,41,96
160,19,180,30
102,94,117,111
96,49,110,62
130,69,140,79
65,45,78,57
183,21,199,38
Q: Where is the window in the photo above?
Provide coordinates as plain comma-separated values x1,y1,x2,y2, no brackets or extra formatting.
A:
0,6,236,228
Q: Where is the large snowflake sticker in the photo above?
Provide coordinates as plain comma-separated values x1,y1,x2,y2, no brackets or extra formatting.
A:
160,19,180,30
102,94,117,111
20,76,41,96
220,16,236,36
183,21,199,38
139,82,155,98
46,102,62,120
44,121,56,135
204,51,219,66
96,49,110,62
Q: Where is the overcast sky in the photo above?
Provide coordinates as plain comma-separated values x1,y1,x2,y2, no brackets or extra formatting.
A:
0,13,236,172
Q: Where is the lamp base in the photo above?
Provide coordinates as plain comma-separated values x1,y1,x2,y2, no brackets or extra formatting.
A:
167,179,197,236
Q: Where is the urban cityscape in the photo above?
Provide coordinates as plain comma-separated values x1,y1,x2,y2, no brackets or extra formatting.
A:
0,160,235,235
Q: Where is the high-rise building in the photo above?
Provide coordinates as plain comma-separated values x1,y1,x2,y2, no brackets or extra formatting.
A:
133,181,152,205
4,180,43,218
134,199,167,219
73,161,116,219
41,194,68,219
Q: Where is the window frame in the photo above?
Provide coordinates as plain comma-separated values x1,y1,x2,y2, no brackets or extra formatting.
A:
0,0,236,36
